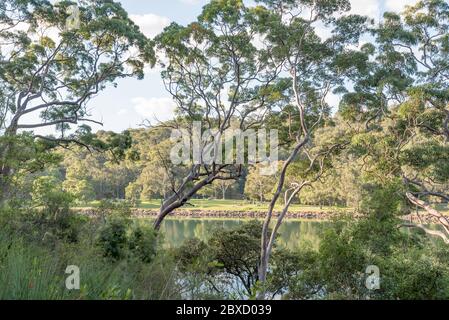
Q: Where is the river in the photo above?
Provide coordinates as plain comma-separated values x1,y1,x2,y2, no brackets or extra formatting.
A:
158,218,332,250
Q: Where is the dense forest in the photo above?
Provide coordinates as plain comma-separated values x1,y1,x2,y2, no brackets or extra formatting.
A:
24,127,363,207
1,0,449,300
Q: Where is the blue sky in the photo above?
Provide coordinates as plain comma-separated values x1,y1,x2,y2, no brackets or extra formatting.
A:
121,0,209,25
79,0,417,133
86,0,210,133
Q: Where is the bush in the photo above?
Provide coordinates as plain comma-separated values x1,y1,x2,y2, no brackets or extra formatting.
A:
128,222,158,263
31,176,75,217
283,214,449,300
208,220,263,297
0,232,180,300
1,178,83,245
96,215,159,264
173,221,267,299
174,238,209,272
96,216,129,260
125,182,142,207
95,199,132,219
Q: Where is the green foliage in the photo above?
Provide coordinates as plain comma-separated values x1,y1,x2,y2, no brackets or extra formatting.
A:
0,231,180,300
0,202,179,300
32,176,74,212
14,176,81,244
2,205,83,246
0,0,155,202
127,222,158,263
174,220,265,298
2,0,449,301
0,133,63,199
359,180,408,217
1,0,154,132
175,238,210,273
280,182,449,300
95,199,132,218
208,220,262,287
96,216,130,260
244,165,277,201
284,214,449,300
401,143,449,182
379,249,449,300
95,201,158,263
267,248,305,298
125,182,142,207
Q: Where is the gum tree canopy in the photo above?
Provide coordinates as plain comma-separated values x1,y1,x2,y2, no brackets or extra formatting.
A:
0,0,154,195
152,0,281,230
343,0,449,241
249,0,370,297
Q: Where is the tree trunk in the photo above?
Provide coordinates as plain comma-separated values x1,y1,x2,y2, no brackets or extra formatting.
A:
258,137,309,300
0,172,10,202
406,192,449,235
0,126,18,201
153,174,216,230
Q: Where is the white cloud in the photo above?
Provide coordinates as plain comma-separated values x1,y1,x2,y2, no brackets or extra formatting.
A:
130,14,171,38
349,0,381,20
347,0,418,20
132,97,176,123
117,108,129,116
384,0,418,13
180,0,202,5
314,22,333,40
251,33,266,49
326,92,342,111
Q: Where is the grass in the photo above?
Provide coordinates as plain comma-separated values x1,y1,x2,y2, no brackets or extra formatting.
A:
78,199,349,213
0,225,181,300
76,199,449,216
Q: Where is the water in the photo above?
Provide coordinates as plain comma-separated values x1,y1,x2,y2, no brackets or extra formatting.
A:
158,218,331,250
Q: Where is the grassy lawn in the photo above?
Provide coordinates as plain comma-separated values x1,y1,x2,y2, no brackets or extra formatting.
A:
76,199,449,215
139,199,349,212
80,199,349,213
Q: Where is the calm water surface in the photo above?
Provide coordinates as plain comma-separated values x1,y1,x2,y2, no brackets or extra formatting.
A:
157,219,331,250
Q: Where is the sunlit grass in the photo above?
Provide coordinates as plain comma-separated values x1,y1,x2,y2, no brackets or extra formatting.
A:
75,199,449,215
78,199,349,213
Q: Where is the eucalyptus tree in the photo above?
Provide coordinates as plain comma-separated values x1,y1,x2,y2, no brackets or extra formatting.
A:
244,164,277,202
152,0,281,230
344,0,449,242
248,0,370,297
200,178,236,200
385,0,449,237
0,0,154,198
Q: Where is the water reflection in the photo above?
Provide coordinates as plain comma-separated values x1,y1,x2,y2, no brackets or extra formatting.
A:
157,219,331,250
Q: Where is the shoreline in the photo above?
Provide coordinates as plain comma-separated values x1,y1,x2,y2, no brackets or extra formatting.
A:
75,208,348,220
73,208,442,224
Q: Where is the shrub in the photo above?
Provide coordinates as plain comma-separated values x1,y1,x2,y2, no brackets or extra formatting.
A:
96,216,129,260
173,221,267,299
174,238,209,272
31,176,75,217
128,222,158,263
0,232,180,300
1,177,83,245
95,199,132,219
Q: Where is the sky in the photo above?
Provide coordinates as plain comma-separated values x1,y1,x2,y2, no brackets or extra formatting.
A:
61,0,419,134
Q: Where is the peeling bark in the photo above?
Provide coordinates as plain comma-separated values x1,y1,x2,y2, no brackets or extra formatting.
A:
399,223,449,244
405,192,449,236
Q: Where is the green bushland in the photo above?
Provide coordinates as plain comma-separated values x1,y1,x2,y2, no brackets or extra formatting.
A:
81,199,349,213
0,192,180,300
78,199,449,216
1,181,449,300
155,182,449,300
